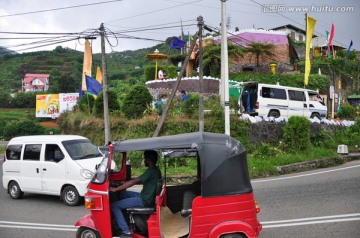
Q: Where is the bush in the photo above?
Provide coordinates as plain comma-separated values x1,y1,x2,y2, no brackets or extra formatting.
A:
337,104,357,119
181,94,199,118
283,116,311,152
77,94,95,114
122,85,153,119
93,91,120,116
3,119,46,140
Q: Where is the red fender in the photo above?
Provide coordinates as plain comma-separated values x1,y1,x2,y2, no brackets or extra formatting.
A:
209,220,259,238
75,214,96,230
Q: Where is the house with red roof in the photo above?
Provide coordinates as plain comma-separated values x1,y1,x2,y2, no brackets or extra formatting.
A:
22,74,50,92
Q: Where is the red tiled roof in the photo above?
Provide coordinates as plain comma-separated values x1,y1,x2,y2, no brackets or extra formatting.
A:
23,73,50,83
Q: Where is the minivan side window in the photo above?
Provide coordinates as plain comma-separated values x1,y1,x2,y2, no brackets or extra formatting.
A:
288,90,305,101
23,144,42,161
45,144,65,162
262,87,286,100
6,144,22,160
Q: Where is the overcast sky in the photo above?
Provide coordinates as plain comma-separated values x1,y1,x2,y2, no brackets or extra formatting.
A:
0,0,359,54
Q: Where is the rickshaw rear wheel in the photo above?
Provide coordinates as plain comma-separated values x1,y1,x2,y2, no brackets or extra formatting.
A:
76,227,101,238
220,233,246,238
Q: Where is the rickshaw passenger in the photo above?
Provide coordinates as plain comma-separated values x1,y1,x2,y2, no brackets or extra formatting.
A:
110,150,162,237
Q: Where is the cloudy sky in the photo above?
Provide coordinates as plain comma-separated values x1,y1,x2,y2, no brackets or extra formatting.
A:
0,0,359,54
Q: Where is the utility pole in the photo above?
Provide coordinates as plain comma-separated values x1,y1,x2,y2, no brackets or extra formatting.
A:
198,16,204,132
153,31,199,137
99,23,111,144
221,0,230,135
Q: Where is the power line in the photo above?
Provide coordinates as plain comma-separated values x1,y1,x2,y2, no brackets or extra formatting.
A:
0,0,123,18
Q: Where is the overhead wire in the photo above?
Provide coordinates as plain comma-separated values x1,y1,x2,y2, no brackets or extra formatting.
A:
0,0,124,18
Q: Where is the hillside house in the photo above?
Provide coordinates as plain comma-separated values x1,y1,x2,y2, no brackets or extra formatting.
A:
22,73,50,92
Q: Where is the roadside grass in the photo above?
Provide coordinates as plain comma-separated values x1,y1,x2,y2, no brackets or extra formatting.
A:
248,147,338,178
0,146,5,154
0,108,35,121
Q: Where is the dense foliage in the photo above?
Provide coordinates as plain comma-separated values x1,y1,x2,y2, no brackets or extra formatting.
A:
283,116,311,152
121,84,153,119
3,119,46,140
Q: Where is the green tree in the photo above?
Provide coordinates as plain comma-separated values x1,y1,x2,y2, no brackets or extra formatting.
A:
246,42,275,72
11,92,37,108
3,119,46,140
202,42,244,77
122,84,153,119
93,91,120,116
0,91,12,108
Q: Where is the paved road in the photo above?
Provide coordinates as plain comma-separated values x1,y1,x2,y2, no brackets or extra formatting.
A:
1,158,359,238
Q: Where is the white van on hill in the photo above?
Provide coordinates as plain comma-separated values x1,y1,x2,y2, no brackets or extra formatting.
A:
234,82,327,119
2,135,104,206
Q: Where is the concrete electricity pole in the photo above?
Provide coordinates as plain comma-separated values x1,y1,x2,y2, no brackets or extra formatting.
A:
198,16,205,132
99,23,111,144
221,0,230,135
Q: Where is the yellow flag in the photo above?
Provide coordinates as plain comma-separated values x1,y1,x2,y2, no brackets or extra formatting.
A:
96,67,103,84
82,40,92,91
304,16,316,85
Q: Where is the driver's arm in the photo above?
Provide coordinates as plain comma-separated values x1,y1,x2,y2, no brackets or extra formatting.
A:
110,177,141,192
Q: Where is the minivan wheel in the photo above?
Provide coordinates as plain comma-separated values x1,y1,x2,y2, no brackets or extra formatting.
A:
62,186,80,206
76,227,100,238
9,181,24,199
268,110,280,118
311,113,320,119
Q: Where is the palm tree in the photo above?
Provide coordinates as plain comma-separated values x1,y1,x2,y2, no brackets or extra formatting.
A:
246,42,275,72
200,41,244,77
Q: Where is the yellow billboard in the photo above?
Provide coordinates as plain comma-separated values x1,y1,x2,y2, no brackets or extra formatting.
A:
36,94,60,118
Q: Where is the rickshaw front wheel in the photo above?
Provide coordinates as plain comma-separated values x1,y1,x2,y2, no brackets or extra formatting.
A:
76,227,101,238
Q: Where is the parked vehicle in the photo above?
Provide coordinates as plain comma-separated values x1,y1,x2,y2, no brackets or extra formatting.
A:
2,135,105,206
75,132,262,238
233,82,327,119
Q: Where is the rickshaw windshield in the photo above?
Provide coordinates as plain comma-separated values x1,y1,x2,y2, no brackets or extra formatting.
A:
91,153,110,184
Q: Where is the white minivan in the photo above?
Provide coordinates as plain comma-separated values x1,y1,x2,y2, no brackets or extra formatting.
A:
234,82,327,119
2,135,104,206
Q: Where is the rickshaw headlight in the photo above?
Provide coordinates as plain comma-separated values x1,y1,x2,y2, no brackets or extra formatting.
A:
81,169,94,179
255,200,261,213
85,195,103,210
85,197,95,209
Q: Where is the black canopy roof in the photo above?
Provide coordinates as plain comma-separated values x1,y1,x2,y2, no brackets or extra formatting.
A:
112,132,252,197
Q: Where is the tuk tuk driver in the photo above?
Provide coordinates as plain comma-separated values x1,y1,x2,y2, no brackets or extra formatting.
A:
110,150,162,237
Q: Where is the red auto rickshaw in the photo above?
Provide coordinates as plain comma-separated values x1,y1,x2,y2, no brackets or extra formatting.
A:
75,132,262,238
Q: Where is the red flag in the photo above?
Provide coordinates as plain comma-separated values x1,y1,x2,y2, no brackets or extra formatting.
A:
328,23,335,46
326,23,335,57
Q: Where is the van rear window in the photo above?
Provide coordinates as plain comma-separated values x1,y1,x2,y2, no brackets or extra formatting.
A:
262,87,286,100
6,144,22,160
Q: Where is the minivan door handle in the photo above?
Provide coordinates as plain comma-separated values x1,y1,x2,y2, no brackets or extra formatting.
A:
304,103,307,108
43,168,47,171
36,168,39,173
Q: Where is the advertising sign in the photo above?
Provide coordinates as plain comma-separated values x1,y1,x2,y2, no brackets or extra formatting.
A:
59,93,79,114
36,93,79,118
36,94,60,118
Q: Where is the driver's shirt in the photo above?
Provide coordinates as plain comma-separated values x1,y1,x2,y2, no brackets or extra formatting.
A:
139,166,161,206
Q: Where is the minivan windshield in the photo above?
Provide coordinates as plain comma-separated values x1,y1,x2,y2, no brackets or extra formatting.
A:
62,139,102,160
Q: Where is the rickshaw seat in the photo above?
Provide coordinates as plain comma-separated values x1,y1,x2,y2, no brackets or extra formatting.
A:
126,178,164,236
181,190,196,217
